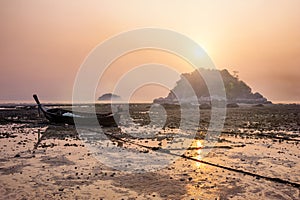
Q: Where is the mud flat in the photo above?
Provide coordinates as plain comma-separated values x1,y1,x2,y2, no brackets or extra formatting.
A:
0,104,299,199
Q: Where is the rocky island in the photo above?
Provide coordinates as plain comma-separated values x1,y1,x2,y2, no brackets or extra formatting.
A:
98,93,122,101
154,68,271,105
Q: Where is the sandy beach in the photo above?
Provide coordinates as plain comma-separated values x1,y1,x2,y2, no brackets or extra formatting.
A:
0,104,299,199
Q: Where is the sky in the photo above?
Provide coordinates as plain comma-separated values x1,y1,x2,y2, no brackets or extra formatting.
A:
0,0,299,103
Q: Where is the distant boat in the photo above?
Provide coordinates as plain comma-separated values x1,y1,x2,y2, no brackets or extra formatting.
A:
33,94,119,127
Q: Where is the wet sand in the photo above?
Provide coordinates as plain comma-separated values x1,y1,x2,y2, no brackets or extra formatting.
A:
0,104,299,199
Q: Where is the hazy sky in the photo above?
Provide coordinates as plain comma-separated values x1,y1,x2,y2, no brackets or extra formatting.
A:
0,0,299,103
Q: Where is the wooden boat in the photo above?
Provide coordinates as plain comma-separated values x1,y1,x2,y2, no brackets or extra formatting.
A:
33,94,119,127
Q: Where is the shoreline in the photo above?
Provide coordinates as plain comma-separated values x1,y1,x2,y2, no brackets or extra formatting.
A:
0,101,299,108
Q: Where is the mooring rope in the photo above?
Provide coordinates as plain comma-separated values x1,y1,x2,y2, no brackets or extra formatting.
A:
100,129,300,189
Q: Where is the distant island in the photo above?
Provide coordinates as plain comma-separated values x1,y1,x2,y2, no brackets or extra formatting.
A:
154,68,271,105
98,93,122,101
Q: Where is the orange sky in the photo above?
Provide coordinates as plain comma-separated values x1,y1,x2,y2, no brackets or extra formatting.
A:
0,0,299,103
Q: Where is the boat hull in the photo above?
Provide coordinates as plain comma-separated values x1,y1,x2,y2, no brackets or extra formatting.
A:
33,94,119,127
43,108,119,127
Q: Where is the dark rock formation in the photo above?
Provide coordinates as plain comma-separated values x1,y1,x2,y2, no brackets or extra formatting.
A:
98,93,122,101
153,68,271,104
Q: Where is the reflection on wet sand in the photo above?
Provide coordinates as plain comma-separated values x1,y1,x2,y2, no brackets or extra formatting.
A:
194,140,204,169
